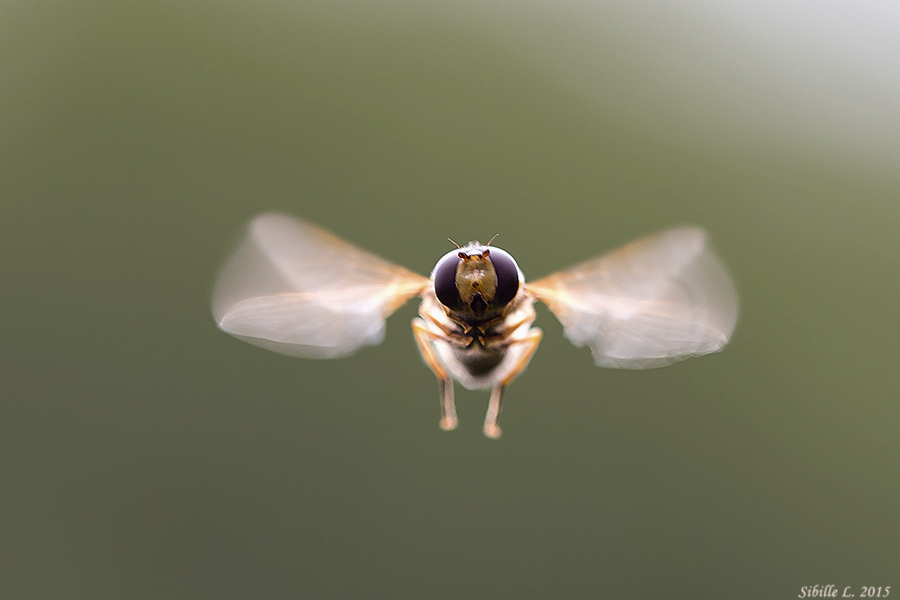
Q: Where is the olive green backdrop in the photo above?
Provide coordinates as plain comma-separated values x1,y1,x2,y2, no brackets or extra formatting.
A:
2,2,898,598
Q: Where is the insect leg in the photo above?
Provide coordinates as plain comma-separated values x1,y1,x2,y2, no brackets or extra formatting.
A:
438,378,457,432
483,328,543,439
483,384,506,439
411,318,458,431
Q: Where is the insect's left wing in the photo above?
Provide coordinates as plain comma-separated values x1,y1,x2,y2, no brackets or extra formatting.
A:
212,213,429,358
527,226,738,369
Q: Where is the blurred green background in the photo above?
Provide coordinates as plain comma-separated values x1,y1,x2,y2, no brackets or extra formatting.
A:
2,1,898,598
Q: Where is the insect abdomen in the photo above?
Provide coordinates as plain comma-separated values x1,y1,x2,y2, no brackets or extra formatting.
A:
457,348,505,376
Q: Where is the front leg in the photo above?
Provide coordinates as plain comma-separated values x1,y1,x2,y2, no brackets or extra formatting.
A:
412,318,457,432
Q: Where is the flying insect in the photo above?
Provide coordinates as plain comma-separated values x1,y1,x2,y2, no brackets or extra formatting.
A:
212,213,738,438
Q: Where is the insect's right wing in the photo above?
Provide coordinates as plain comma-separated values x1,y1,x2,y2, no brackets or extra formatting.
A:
212,213,429,359
526,227,738,369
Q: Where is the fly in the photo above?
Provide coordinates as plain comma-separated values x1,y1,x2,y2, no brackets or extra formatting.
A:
212,213,738,438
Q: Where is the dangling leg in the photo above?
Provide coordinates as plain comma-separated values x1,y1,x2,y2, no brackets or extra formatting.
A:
412,319,458,432
483,384,506,439
438,378,457,431
483,329,543,439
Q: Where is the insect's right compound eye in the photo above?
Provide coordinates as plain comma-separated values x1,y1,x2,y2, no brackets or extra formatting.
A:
433,251,463,309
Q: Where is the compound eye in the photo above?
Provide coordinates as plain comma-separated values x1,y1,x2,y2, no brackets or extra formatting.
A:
488,249,520,306
433,251,463,309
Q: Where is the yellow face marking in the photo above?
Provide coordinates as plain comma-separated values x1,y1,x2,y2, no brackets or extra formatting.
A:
455,250,497,306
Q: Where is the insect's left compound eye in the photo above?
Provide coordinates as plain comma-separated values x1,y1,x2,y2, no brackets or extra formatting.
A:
486,248,520,307
433,251,464,309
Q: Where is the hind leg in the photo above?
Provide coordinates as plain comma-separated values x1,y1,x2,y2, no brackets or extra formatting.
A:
412,318,458,431
483,329,543,439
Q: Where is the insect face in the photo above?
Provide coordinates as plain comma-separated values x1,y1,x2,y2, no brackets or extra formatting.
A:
432,245,521,317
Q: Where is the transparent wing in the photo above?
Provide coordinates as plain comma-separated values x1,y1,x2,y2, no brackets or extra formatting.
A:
212,213,429,358
526,227,738,369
